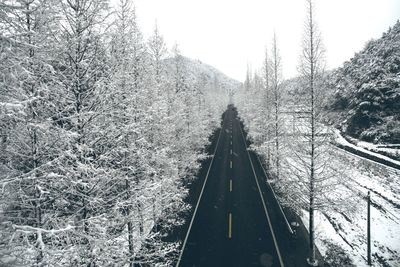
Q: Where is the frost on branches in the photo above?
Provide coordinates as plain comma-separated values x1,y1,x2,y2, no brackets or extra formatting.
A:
0,0,229,266
234,1,359,265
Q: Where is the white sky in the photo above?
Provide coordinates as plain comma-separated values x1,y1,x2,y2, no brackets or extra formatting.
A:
118,0,400,82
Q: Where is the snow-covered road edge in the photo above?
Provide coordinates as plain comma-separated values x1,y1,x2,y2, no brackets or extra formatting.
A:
333,129,400,170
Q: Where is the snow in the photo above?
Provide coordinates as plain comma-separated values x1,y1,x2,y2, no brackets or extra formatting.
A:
299,144,400,266
234,17,400,267
239,103,400,266
290,126,400,266
354,140,399,160
0,7,231,265
333,129,400,168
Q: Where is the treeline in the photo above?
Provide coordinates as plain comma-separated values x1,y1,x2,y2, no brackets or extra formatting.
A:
235,1,356,265
0,0,227,266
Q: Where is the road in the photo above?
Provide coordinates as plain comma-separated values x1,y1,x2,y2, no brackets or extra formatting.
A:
176,105,315,267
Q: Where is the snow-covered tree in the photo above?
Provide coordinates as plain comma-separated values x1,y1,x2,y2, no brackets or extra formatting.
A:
0,1,73,265
235,34,283,180
1,1,230,265
51,0,112,264
270,33,283,180
106,0,148,264
234,4,355,265
298,1,325,264
148,23,168,88
262,46,272,168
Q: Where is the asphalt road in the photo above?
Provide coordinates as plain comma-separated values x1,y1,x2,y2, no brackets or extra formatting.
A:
176,105,299,267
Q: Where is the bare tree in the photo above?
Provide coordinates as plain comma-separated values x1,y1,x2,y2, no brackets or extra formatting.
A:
262,46,272,168
299,0,325,264
148,22,167,88
244,63,253,91
270,32,282,180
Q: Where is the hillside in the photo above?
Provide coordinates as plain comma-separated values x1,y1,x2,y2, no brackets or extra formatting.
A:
327,20,400,144
164,57,242,94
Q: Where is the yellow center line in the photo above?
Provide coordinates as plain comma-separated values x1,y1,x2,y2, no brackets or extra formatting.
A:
228,213,232,239
238,123,285,267
230,179,232,192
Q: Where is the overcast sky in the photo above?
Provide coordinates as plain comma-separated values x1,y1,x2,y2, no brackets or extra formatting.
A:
120,0,400,82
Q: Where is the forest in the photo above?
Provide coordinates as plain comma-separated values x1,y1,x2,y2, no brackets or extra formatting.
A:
236,11,400,267
327,21,400,145
0,0,231,265
1,0,399,266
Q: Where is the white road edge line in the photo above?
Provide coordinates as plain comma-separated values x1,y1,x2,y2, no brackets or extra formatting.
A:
239,124,285,267
175,116,225,267
254,153,294,235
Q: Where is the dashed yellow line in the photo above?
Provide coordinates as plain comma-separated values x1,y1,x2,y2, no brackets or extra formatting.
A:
228,213,232,239
238,123,285,267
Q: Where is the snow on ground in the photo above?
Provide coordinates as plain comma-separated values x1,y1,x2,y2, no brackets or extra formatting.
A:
239,105,400,266
293,136,400,266
323,147,400,266
275,114,400,266
333,129,400,168
282,141,400,266
357,140,400,157
341,134,400,160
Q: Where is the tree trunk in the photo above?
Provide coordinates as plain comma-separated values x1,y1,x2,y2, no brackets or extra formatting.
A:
308,0,316,263
272,35,280,180
25,2,44,264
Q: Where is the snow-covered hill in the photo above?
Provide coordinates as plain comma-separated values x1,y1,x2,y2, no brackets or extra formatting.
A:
164,56,242,94
327,20,400,144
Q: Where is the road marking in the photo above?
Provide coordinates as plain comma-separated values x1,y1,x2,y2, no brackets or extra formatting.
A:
230,179,232,192
230,149,232,155
239,124,285,267
175,122,224,267
254,153,294,235
231,140,232,145
230,161,232,168
228,213,232,239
